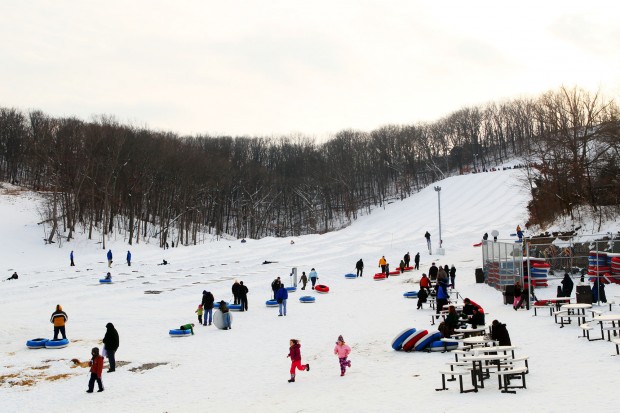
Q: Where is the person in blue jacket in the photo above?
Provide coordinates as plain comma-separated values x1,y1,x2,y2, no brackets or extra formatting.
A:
276,285,289,316
107,250,113,268
435,279,449,314
126,251,132,266
70,250,75,266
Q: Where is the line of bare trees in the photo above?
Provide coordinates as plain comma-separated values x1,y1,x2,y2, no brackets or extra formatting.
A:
0,86,618,246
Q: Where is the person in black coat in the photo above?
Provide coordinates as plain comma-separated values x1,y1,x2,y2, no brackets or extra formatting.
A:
416,288,428,310
414,253,420,270
467,308,485,328
403,252,410,268
355,259,364,277
428,263,439,281
490,320,511,346
238,281,249,311
201,290,215,326
102,323,119,372
561,273,574,298
232,280,241,305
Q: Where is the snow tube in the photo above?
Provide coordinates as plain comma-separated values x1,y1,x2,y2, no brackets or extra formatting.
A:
403,291,418,299
45,338,70,349
402,330,427,352
414,331,442,352
373,274,387,281
315,284,329,293
531,262,550,268
169,329,192,337
403,266,414,272
99,279,112,284
299,296,315,303
213,302,229,309
534,300,549,306
429,340,459,352
286,286,297,293
228,304,243,311
391,328,417,351
213,310,233,330
344,273,357,279
26,338,49,349
389,270,401,275
265,299,278,307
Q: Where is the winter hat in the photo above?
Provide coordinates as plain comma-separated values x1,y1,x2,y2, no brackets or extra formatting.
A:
106,322,114,329
337,335,344,343
203,290,207,294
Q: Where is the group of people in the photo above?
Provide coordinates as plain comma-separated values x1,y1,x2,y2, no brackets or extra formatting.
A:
376,252,421,276
232,280,249,311
69,249,132,267
437,298,488,338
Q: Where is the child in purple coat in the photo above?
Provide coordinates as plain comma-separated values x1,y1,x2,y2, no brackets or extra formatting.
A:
333,335,351,376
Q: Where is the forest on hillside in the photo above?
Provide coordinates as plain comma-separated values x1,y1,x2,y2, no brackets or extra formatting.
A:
0,86,618,247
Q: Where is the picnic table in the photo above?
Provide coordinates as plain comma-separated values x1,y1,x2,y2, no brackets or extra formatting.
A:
592,314,620,341
454,325,487,338
557,303,592,328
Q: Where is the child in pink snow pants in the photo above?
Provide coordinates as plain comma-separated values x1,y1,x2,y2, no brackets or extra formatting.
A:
334,335,351,376
287,339,310,382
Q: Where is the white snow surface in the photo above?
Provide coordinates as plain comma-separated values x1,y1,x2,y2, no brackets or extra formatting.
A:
1,169,620,413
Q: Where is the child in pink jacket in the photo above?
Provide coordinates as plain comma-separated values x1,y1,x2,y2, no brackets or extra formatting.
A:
333,335,351,376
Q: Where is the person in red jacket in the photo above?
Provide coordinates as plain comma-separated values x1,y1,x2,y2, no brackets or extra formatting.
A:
286,339,310,383
87,347,104,393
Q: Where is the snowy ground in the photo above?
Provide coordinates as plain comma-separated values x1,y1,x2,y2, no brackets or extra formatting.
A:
1,168,620,413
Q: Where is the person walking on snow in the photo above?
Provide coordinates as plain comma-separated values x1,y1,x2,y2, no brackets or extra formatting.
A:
287,339,309,382
378,256,387,275
86,347,104,393
50,304,68,340
102,322,119,372
309,268,318,289
126,250,131,266
276,284,289,316
334,335,352,376
404,252,410,268
450,265,456,288
399,260,406,274
195,304,204,324
356,259,364,277
414,252,420,270
424,231,431,253
201,290,215,326
70,250,75,266
299,272,308,290
107,250,113,268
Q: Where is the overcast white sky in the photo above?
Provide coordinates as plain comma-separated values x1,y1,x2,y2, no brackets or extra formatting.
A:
1,1,619,139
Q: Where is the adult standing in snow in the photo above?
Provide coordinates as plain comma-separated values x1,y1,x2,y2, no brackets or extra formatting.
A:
232,280,241,305
355,259,364,277
592,276,607,303
424,231,431,253
219,301,232,329
239,281,249,311
399,259,406,274
561,273,574,298
404,252,410,268
107,249,113,268
126,250,131,266
102,323,119,372
276,284,288,316
483,232,488,241
299,272,308,290
436,279,449,314
334,335,351,377
70,250,75,266
309,268,318,289
414,252,420,270
428,262,439,281
50,304,68,340
287,339,309,383
201,290,215,326
378,256,387,275
449,265,456,288
271,277,282,298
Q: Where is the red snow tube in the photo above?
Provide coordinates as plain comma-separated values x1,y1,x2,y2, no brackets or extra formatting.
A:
403,266,414,271
531,262,550,268
315,284,329,293
373,273,387,281
389,270,401,275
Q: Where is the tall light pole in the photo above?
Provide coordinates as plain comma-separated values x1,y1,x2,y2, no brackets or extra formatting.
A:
434,186,442,253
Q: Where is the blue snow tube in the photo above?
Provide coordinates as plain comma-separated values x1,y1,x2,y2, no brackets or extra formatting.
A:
45,338,70,349
391,328,417,351
213,302,228,309
169,329,192,337
428,340,459,352
26,338,49,349
286,286,297,293
414,331,442,352
403,291,418,299
299,296,316,303
344,273,357,279
99,279,112,284
265,299,278,307
228,304,243,311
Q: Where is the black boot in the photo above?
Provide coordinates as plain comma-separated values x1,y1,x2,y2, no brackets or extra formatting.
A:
306,364,310,371
288,374,295,383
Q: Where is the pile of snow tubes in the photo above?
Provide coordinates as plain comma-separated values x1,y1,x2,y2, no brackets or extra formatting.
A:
403,291,418,299
392,328,456,352
344,273,357,279
402,330,427,352
588,251,615,283
611,254,620,283
315,284,329,294
299,296,316,303
26,338,49,349
391,328,417,350
45,338,70,349
265,299,278,307
228,304,243,311
169,329,192,337
99,279,112,284
286,286,297,292
428,340,459,352
529,261,549,287
373,273,387,281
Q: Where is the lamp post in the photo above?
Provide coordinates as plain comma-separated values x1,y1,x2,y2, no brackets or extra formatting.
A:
434,186,443,254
